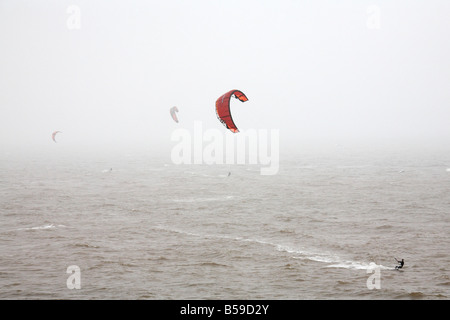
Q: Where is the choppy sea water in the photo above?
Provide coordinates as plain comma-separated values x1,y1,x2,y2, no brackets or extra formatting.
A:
0,146,449,300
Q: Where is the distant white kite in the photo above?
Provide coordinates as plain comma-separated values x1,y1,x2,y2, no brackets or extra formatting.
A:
170,106,179,123
52,131,61,143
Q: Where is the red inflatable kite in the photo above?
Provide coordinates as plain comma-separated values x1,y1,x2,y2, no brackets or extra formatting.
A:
215,89,248,133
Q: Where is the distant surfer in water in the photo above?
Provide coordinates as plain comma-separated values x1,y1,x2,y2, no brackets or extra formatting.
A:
395,258,404,270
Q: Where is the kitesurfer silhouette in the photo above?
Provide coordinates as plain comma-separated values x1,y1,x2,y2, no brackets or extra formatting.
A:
395,258,404,270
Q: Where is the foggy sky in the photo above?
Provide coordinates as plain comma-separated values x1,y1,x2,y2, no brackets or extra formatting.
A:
1,0,449,155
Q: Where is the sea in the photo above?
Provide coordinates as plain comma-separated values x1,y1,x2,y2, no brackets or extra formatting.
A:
0,144,449,300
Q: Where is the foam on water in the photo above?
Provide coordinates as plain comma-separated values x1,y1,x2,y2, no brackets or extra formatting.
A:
14,224,66,231
172,195,235,203
326,261,392,270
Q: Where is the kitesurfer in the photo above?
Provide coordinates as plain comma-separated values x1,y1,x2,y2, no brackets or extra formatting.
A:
395,258,404,270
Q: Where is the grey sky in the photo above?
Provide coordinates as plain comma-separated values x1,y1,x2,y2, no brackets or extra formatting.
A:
1,0,449,154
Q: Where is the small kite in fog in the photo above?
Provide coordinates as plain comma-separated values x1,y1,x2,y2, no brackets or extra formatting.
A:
215,89,248,133
52,131,61,143
170,106,179,123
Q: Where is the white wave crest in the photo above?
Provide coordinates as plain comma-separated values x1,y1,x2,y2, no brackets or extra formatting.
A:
16,223,66,231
